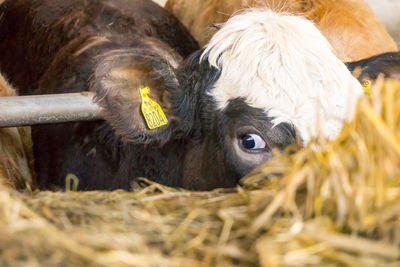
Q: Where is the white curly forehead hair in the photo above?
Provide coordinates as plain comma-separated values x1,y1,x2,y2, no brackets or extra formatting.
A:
202,9,363,145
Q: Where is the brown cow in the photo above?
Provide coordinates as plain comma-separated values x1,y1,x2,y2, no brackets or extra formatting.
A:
0,74,35,190
165,0,398,61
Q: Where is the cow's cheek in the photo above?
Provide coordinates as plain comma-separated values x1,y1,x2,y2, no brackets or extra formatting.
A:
181,142,205,190
181,140,237,190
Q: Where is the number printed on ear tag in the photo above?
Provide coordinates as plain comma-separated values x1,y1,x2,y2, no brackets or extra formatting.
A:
139,86,168,129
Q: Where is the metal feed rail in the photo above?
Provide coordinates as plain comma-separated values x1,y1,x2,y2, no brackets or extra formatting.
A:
0,92,103,127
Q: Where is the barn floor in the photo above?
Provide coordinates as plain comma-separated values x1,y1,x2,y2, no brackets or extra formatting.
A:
1,79,399,266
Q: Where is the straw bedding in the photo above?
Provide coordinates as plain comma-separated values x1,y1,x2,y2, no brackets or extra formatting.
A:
1,79,400,266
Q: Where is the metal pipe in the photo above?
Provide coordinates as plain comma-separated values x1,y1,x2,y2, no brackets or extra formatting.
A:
0,92,103,127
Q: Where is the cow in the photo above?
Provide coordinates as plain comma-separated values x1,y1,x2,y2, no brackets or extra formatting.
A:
165,0,398,62
0,0,362,191
0,74,35,190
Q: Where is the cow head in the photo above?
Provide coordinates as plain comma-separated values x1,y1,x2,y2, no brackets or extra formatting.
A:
93,9,363,190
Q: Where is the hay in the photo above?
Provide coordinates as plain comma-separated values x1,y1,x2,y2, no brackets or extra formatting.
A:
1,79,400,266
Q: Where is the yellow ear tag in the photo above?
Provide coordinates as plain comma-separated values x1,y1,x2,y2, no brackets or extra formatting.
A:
139,86,168,129
362,80,372,98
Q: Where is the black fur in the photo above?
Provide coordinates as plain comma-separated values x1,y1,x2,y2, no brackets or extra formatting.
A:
346,52,400,81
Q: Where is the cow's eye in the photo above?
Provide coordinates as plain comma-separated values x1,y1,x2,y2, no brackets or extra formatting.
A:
239,134,267,151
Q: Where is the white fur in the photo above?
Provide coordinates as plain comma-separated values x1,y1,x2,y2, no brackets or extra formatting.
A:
202,9,363,144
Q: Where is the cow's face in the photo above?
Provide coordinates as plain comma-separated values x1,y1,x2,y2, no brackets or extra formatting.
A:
164,51,298,190
179,9,364,189
181,96,297,190
92,9,363,190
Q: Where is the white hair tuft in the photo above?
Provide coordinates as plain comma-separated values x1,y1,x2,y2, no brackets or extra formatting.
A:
202,9,363,144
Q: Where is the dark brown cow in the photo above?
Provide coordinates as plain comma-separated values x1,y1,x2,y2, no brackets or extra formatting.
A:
0,0,364,190
0,0,202,190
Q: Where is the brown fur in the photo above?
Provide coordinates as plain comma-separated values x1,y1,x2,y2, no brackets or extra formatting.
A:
0,74,35,190
165,0,398,61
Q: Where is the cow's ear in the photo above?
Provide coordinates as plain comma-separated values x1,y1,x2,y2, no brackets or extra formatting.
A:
92,49,192,144
346,52,400,82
